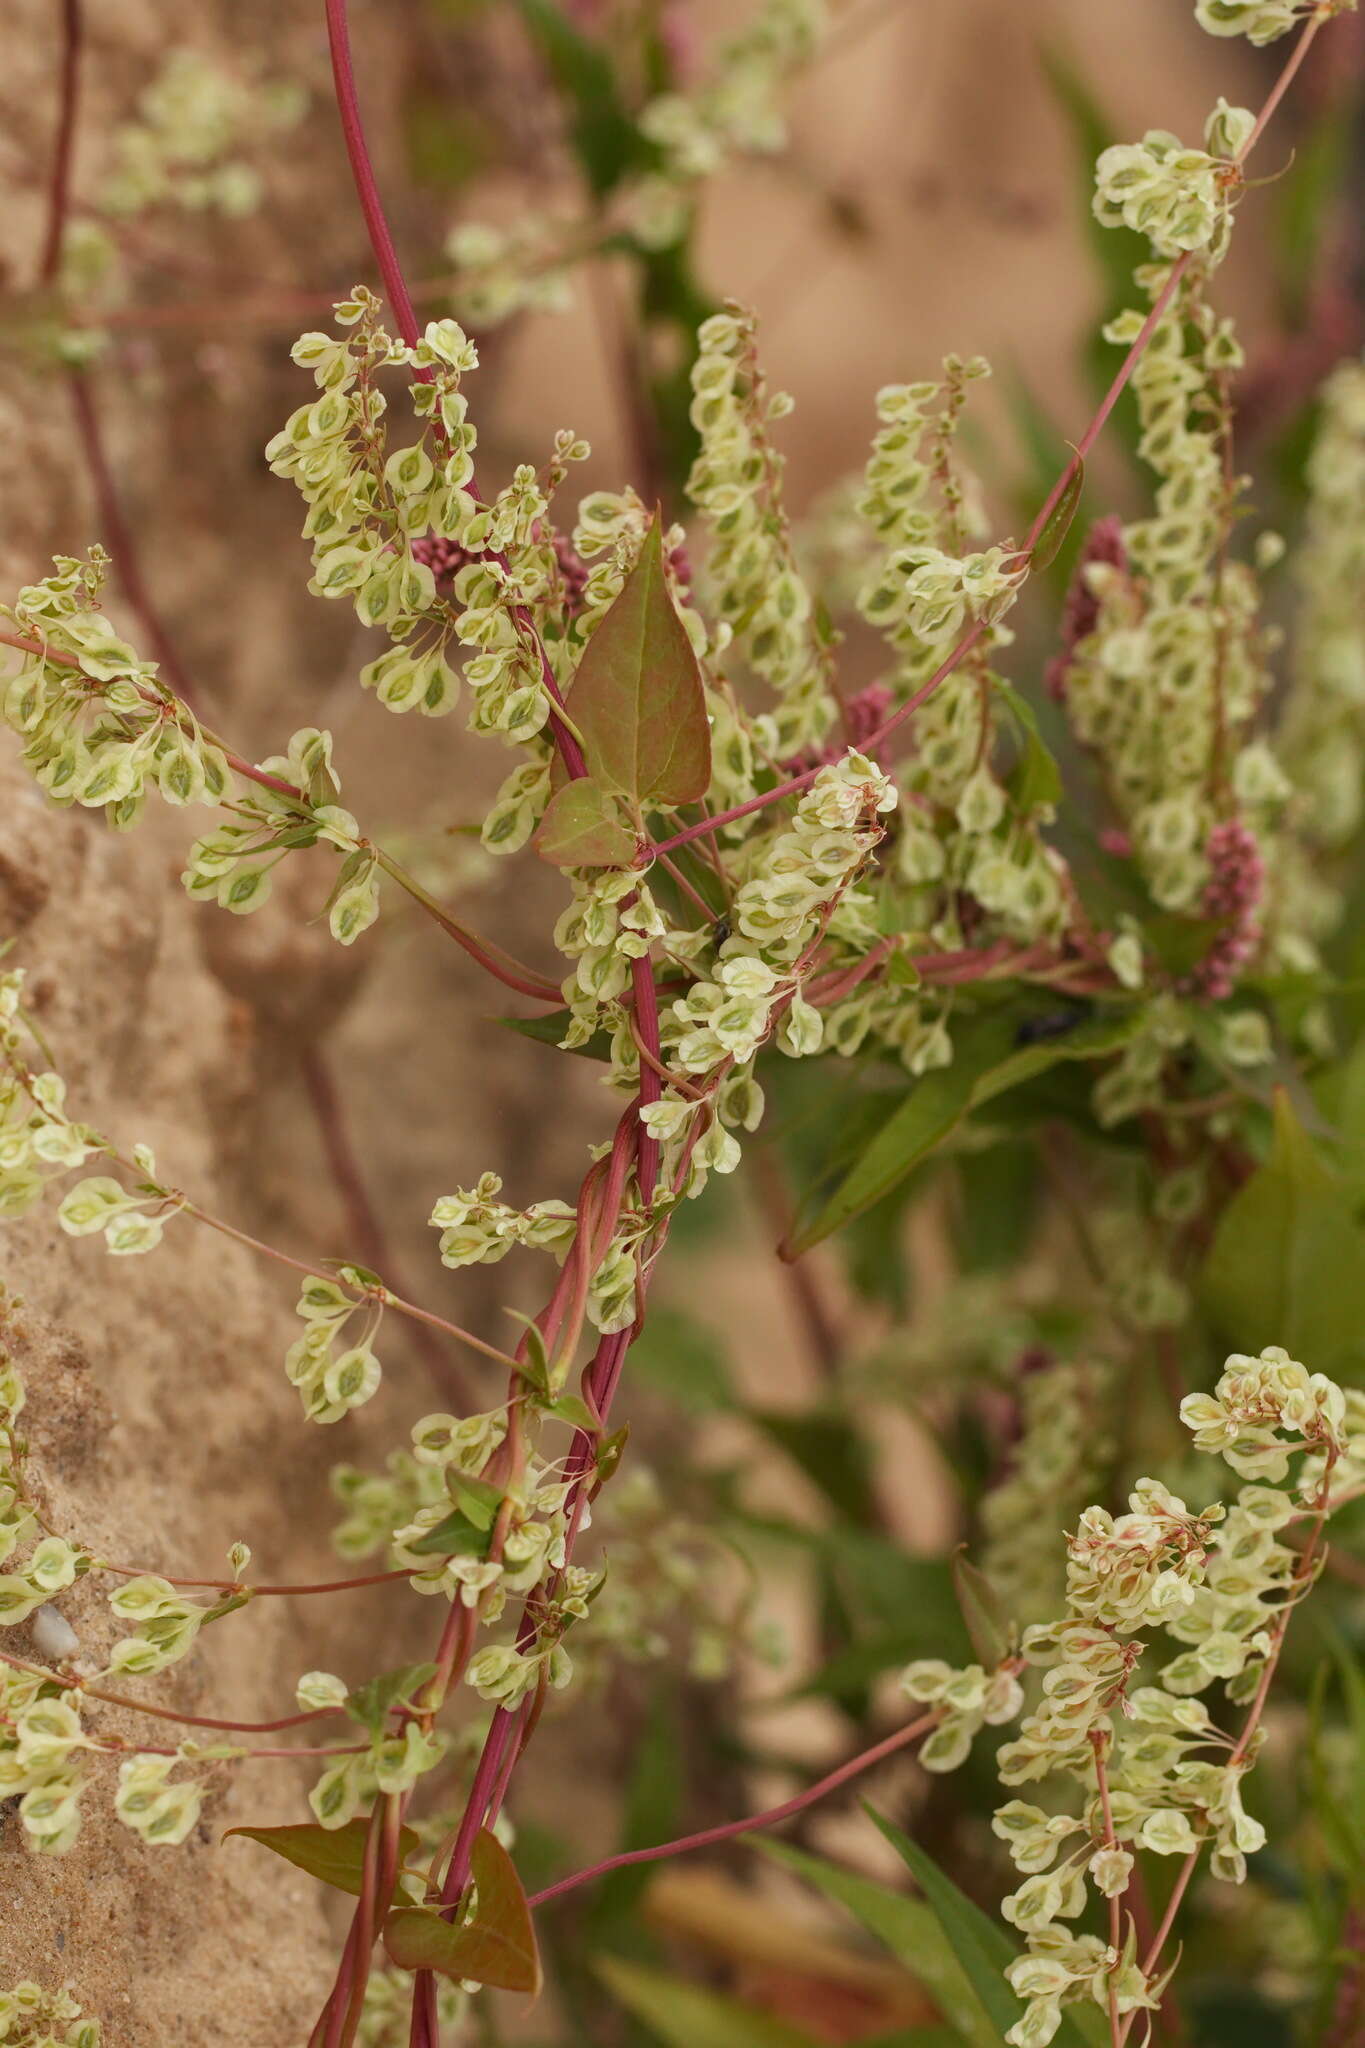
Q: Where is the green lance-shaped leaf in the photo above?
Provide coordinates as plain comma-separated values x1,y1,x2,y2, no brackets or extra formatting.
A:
993,678,1062,815
759,1840,1004,2048
567,514,711,807
224,1816,420,1897
789,1006,1138,1252
384,1826,542,1995
866,1811,1102,2048
1201,1088,1365,1374
534,775,639,868
1029,456,1085,572
951,1548,1012,1670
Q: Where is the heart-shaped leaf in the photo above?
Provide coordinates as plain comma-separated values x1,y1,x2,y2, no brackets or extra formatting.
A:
384,1827,541,1995
224,1816,420,1897
567,515,710,806
534,776,638,868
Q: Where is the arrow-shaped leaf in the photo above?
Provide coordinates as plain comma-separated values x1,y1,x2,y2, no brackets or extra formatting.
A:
534,775,638,868
567,515,710,807
225,1816,420,1897
384,1827,541,1995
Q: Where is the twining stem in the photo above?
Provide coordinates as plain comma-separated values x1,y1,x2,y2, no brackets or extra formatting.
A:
528,1707,942,1908
39,0,81,286
94,1561,414,1598
322,0,423,350
371,847,561,1003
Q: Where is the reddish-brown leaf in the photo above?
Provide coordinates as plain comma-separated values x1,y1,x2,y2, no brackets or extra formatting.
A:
533,775,638,868
224,1817,420,1897
567,514,710,807
383,1828,542,1995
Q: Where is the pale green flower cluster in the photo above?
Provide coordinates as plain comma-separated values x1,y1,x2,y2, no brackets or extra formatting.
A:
638,0,826,193
309,1719,447,1832
0,1667,91,1854
1180,1344,1350,1484
1195,0,1321,39
900,1656,1025,1774
1063,274,1287,916
105,1573,231,1678
286,1275,385,1426
579,1464,779,1684
855,361,1000,696
984,1345,1352,2048
633,752,896,1195
113,1753,203,1846
270,292,593,751
444,214,574,328
0,1529,82,1632
0,1979,100,2047
397,1451,579,1622
1092,112,1242,260
427,1171,635,1334
182,725,374,937
1,572,387,945
685,308,835,757
100,50,305,221
429,1173,576,1271
0,981,102,1226
1,553,232,825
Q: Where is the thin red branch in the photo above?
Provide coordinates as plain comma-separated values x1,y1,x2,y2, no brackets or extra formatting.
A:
39,0,81,286
65,370,200,710
528,1708,940,1909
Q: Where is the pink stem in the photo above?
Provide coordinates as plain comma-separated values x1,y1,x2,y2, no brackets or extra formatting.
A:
528,1708,940,1908
322,0,422,349
66,369,200,709
39,0,81,286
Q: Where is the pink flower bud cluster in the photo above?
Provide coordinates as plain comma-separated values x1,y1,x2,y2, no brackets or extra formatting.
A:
1186,818,1265,1001
410,529,593,615
1045,514,1128,702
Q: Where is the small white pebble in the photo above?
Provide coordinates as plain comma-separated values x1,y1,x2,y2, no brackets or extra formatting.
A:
31,1602,80,1663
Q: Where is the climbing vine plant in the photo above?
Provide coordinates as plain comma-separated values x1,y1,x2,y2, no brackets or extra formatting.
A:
4,3,1365,2046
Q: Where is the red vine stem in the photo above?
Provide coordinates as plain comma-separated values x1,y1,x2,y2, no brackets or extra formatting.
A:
527,1707,941,1908
65,370,201,710
322,0,422,351
304,10,1335,2043
39,0,81,286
